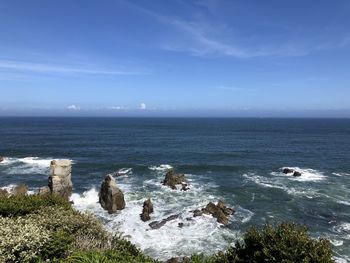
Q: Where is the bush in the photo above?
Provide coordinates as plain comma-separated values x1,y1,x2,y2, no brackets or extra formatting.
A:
64,249,158,263
0,216,50,263
209,222,334,263
0,194,71,217
39,230,74,261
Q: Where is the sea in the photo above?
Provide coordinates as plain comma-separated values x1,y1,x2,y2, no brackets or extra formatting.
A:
0,117,349,262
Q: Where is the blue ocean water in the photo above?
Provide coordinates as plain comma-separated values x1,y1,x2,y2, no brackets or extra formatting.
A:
0,117,349,261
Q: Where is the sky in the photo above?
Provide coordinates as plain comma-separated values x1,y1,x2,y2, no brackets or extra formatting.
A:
0,0,349,117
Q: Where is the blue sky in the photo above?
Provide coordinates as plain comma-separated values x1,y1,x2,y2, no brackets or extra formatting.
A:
0,0,349,117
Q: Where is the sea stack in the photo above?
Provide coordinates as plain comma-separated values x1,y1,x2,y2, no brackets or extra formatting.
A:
162,169,187,190
140,198,154,222
48,159,73,199
99,174,125,214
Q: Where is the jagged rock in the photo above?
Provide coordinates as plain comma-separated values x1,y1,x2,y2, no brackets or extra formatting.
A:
49,159,72,199
162,169,186,190
149,214,179,229
99,174,125,214
193,200,234,225
180,183,190,191
283,168,294,174
0,189,8,197
178,222,184,228
293,171,302,177
38,186,51,196
12,184,28,196
140,198,154,222
0,156,4,162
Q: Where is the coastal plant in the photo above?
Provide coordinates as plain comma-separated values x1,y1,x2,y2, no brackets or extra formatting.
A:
0,194,70,217
0,216,50,263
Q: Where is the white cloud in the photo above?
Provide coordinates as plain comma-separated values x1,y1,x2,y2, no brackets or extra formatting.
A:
0,60,141,75
67,105,80,110
108,106,124,110
140,103,146,110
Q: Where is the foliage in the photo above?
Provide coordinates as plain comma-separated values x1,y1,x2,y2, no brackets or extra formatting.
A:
0,194,70,217
0,216,50,263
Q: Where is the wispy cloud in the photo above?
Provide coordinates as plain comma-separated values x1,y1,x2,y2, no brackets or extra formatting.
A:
0,59,142,75
67,105,80,110
139,103,147,110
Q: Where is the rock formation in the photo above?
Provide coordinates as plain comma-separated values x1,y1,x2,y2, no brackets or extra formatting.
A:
12,184,28,196
48,159,72,199
283,168,294,174
293,171,302,177
99,174,125,214
0,156,4,162
193,200,234,225
149,214,179,229
140,198,154,222
162,169,187,190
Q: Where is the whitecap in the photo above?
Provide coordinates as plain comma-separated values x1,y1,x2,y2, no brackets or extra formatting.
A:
274,167,326,182
1,157,53,175
148,164,173,172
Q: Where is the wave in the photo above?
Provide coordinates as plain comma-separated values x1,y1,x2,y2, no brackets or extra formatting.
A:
70,170,252,260
272,167,326,182
148,164,173,172
332,223,350,240
0,157,53,175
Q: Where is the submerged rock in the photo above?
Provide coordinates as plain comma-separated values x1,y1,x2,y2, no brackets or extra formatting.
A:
293,171,302,177
0,156,4,163
140,198,154,222
149,214,179,229
99,174,125,214
12,184,28,196
162,169,186,190
49,159,73,199
193,200,234,225
283,168,294,174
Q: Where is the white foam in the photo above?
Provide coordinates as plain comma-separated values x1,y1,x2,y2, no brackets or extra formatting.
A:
334,256,349,263
0,157,53,175
337,200,350,206
148,164,173,172
332,223,350,240
333,172,350,177
275,167,326,182
71,172,245,260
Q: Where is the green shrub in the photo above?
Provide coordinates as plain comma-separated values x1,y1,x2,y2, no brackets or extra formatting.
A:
0,216,50,263
211,222,334,263
0,194,71,217
64,249,158,263
39,230,74,261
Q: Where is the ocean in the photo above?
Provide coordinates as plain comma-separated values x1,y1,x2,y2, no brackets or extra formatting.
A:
0,117,349,262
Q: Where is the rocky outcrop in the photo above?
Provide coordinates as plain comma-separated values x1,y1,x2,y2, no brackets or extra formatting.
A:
193,200,234,225
0,156,4,163
99,174,125,214
293,171,302,177
149,214,179,229
12,184,28,196
162,169,187,190
140,199,154,222
49,160,72,199
283,168,294,174
282,168,302,177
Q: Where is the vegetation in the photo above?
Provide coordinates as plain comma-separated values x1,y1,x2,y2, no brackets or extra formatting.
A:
0,194,334,263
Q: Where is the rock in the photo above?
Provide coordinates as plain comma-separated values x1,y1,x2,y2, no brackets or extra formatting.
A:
193,200,234,225
293,171,302,177
0,189,8,197
49,159,72,199
140,198,154,222
162,169,186,190
38,186,51,196
180,183,190,191
12,184,28,196
178,222,184,228
0,156,4,162
149,214,179,229
283,168,294,174
99,174,125,213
